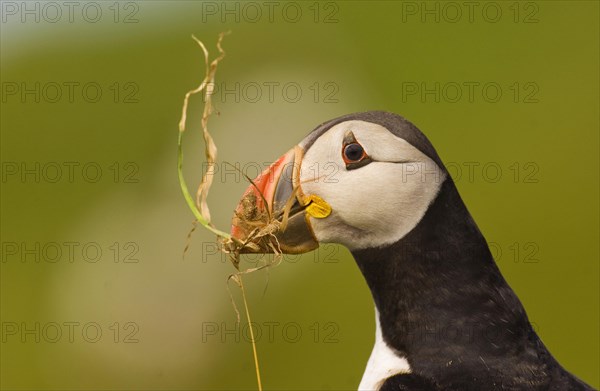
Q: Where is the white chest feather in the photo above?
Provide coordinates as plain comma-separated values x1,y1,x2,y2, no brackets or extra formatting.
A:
358,310,412,390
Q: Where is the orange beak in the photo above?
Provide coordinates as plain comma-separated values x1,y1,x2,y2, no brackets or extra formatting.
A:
230,147,319,254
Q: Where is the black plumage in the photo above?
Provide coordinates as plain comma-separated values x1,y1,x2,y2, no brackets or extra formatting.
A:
304,112,594,390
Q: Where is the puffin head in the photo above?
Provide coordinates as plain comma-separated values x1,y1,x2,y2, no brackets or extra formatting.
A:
231,111,448,253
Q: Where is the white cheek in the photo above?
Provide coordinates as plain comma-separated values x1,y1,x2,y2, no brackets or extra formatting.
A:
304,162,445,250
299,121,445,250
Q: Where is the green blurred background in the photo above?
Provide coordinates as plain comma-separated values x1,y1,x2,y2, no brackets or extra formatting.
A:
1,1,598,389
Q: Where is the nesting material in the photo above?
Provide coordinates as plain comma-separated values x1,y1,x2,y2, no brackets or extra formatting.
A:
177,33,292,391
177,32,286,270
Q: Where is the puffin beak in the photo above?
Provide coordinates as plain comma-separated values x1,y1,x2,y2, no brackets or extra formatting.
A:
230,146,321,254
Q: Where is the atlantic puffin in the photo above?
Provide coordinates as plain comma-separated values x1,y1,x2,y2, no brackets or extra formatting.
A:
230,111,594,390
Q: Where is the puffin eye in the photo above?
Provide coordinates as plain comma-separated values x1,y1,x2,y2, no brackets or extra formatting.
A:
342,141,372,170
341,132,372,170
343,143,365,162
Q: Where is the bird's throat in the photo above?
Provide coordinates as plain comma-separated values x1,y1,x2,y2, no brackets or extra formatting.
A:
350,179,526,363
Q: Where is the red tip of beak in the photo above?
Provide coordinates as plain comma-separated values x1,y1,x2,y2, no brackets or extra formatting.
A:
231,149,295,241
